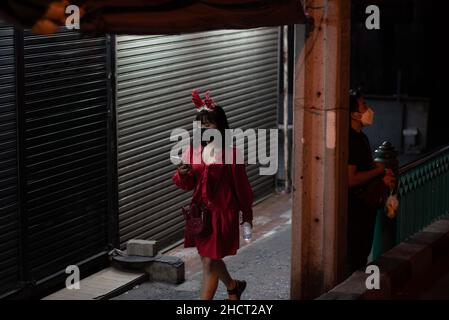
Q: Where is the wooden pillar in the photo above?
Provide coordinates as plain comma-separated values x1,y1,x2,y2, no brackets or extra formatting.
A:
291,0,351,299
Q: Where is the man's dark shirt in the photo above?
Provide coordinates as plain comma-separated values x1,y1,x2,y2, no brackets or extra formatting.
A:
348,127,373,176
347,127,378,273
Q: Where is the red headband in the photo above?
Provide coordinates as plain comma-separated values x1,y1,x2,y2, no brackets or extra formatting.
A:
191,89,216,112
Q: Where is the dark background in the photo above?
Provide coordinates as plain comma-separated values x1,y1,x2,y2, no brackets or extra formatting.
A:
351,0,449,151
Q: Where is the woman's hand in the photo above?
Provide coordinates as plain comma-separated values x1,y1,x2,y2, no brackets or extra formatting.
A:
177,163,192,176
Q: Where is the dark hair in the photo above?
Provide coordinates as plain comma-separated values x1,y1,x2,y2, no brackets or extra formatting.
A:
349,87,363,114
195,105,230,139
195,105,230,163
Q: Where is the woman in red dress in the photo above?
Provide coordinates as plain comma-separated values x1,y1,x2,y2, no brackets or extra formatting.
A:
172,90,253,300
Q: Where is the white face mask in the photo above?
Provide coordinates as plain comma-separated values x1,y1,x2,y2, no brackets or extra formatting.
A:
360,107,374,126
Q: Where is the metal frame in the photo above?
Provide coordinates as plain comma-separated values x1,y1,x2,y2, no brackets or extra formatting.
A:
13,26,31,296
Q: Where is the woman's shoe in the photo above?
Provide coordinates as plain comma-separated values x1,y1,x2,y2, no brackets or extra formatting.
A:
227,280,247,300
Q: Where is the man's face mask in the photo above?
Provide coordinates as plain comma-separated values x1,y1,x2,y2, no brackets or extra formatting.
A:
360,107,374,126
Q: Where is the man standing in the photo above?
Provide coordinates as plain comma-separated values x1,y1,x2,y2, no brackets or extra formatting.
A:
347,89,396,275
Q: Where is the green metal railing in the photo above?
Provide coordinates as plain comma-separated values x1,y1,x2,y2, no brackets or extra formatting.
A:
372,144,449,259
396,145,449,243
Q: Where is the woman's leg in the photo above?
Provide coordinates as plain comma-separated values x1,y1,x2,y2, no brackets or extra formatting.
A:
213,259,239,300
200,256,219,300
200,257,238,300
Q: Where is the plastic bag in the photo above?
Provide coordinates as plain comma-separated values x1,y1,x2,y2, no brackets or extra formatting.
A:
385,188,399,219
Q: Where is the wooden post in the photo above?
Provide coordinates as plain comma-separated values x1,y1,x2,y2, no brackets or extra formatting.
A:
291,0,351,299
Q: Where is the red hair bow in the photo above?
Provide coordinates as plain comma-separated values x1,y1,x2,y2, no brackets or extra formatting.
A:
204,91,216,110
191,89,216,112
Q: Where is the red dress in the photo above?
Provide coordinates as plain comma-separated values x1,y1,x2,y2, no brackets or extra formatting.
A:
172,144,253,260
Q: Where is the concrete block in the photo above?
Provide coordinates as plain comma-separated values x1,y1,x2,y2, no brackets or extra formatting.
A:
127,239,158,257
369,257,411,294
423,219,449,234
317,291,362,300
145,256,185,284
382,242,432,279
362,272,392,300
406,231,446,246
318,270,389,300
331,271,369,296
316,271,370,300
406,231,449,261
112,254,157,271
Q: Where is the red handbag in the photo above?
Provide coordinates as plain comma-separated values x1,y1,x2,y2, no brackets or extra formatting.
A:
182,202,212,238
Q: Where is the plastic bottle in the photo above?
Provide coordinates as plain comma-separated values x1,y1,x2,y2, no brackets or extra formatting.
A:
241,222,252,243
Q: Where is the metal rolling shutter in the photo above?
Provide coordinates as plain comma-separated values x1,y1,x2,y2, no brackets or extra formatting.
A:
116,28,279,248
0,23,19,296
22,29,111,283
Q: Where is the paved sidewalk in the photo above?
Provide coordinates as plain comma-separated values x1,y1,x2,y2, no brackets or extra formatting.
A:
113,219,291,300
